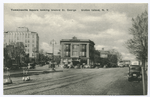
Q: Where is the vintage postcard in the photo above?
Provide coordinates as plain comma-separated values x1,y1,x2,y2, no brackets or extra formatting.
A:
3,3,148,95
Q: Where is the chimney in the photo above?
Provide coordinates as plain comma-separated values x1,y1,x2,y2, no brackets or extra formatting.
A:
102,48,104,51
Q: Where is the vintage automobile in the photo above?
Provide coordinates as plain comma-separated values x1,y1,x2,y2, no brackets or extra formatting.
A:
128,65,142,81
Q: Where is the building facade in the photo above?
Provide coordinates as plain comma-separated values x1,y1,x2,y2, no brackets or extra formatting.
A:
60,37,95,66
99,48,118,67
99,48,110,58
4,27,39,58
119,60,131,67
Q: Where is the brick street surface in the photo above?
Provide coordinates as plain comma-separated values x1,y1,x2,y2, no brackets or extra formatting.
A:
3,66,146,95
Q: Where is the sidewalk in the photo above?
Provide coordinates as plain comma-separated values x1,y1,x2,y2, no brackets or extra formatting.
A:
3,65,64,85
145,72,148,95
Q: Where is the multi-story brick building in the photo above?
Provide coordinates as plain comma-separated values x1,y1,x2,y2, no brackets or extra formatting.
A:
60,36,95,66
4,27,39,58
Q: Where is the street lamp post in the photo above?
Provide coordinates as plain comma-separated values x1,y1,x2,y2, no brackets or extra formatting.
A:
50,39,56,71
22,45,30,81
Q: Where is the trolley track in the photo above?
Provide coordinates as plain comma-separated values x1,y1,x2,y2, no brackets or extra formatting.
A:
4,69,96,89
4,70,101,95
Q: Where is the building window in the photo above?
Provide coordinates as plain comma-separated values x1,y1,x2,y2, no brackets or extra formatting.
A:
65,44,70,51
28,40,30,43
73,51,77,56
28,44,29,47
32,35,34,38
32,44,34,47
72,45,77,49
82,45,86,50
25,34,27,38
80,52,86,57
65,52,69,57
32,40,34,43
28,34,30,38
66,45,69,49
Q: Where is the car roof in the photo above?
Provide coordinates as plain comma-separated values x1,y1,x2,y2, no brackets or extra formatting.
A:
129,65,141,67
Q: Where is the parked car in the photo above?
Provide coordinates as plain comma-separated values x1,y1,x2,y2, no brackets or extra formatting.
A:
39,61,45,66
28,63,36,69
103,65,108,68
118,63,125,67
84,65,90,68
68,64,74,68
128,65,142,81
90,65,96,68
63,64,69,68
46,61,49,64
74,65,80,69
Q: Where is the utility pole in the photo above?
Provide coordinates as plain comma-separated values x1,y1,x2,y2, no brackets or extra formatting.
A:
142,58,146,95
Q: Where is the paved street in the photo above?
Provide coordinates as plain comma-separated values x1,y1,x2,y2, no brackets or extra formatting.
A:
4,67,143,95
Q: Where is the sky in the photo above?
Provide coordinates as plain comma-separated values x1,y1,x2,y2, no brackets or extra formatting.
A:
4,3,148,60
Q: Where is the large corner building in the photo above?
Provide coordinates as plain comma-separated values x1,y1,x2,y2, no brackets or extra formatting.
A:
4,27,39,58
60,37,95,66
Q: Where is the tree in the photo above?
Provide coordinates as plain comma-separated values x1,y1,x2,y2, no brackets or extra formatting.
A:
108,49,123,62
126,10,148,66
125,10,148,95
14,42,26,67
4,46,13,68
39,49,44,62
107,49,122,67
94,50,101,64
4,42,26,69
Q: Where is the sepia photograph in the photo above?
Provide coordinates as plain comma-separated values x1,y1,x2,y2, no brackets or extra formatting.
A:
3,3,148,95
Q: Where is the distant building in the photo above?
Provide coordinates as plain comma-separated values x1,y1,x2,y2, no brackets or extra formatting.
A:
99,48,118,67
60,36,95,66
99,48,109,58
98,48,110,66
4,27,39,58
118,60,131,67
45,53,53,60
